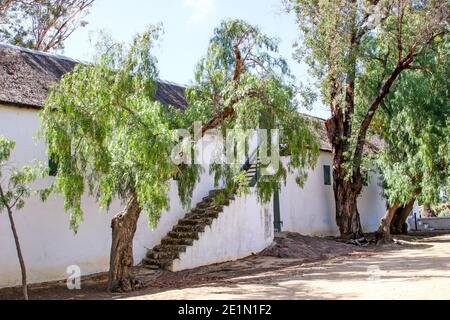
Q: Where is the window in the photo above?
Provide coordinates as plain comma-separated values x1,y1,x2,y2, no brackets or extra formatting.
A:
324,165,331,186
48,157,58,177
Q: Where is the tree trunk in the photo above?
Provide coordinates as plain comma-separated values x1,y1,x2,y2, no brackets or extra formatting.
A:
6,207,28,300
391,199,415,234
108,189,143,292
327,116,365,240
334,178,365,239
376,203,401,245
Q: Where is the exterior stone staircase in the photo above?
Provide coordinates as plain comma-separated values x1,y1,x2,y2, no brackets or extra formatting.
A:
142,160,259,271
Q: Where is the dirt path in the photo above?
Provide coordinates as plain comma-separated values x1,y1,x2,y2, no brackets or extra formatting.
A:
1,232,449,300
123,233,450,300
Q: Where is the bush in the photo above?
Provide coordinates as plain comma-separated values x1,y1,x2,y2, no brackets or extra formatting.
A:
432,202,450,218
438,209,450,218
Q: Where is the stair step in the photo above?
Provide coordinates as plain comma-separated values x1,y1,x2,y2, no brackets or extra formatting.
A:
142,258,160,270
152,243,188,252
173,224,206,233
147,244,187,258
197,202,215,210
161,237,194,246
143,257,173,270
178,218,202,226
178,217,214,226
167,231,199,240
191,208,207,214
209,189,225,197
186,212,219,220
147,250,179,260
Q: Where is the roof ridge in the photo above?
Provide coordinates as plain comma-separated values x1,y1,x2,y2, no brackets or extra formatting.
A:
156,78,189,89
0,43,192,89
0,42,80,63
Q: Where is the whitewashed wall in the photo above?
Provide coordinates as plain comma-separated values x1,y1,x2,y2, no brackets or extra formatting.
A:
0,104,388,288
172,191,274,271
279,153,387,236
0,106,214,287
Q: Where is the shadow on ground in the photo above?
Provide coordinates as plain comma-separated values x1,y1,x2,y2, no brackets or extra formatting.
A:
0,232,448,300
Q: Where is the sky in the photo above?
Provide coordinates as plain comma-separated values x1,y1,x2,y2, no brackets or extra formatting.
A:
63,0,330,119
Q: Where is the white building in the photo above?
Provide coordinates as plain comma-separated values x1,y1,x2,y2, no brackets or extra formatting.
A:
0,44,387,288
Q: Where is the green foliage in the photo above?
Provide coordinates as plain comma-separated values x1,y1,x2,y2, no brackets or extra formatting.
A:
0,136,43,213
0,135,15,163
372,35,449,206
41,19,320,232
213,191,227,206
288,0,448,176
40,26,186,231
432,202,450,218
233,171,250,197
0,0,95,52
187,19,320,203
438,209,450,218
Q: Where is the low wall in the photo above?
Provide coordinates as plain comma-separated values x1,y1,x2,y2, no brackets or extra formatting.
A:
172,191,274,272
419,217,450,230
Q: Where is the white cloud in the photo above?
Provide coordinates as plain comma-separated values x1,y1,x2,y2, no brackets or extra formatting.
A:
183,0,216,23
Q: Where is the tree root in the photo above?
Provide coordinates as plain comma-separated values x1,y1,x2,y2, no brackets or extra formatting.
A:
346,237,370,246
110,277,144,293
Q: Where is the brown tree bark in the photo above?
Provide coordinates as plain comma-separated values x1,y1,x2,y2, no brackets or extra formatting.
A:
0,0,14,12
108,189,143,292
326,87,365,240
0,185,28,300
334,180,365,239
7,208,28,300
391,199,415,234
376,203,402,244
326,51,414,241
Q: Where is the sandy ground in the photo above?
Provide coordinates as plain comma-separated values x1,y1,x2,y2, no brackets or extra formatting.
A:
124,233,450,300
1,232,449,300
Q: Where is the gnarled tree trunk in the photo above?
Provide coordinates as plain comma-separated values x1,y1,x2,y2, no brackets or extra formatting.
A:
391,199,415,234
376,203,401,245
333,173,365,239
108,189,143,292
327,116,365,240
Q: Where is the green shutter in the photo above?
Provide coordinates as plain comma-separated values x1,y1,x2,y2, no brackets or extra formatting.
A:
324,165,331,186
273,188,283,232
49,157,58,177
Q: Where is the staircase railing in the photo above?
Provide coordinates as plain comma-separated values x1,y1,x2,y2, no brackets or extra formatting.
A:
241,144,260,188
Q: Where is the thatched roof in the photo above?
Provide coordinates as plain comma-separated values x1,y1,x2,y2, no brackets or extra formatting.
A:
0,43,187,109
0,43,381,153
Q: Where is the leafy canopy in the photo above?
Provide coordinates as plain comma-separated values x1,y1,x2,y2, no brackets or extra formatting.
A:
288,0,449,181
40,26,181,230
372,35,450,206
0,0,95,52
183,19,319,202
0,136,44,212
41,20,320,232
